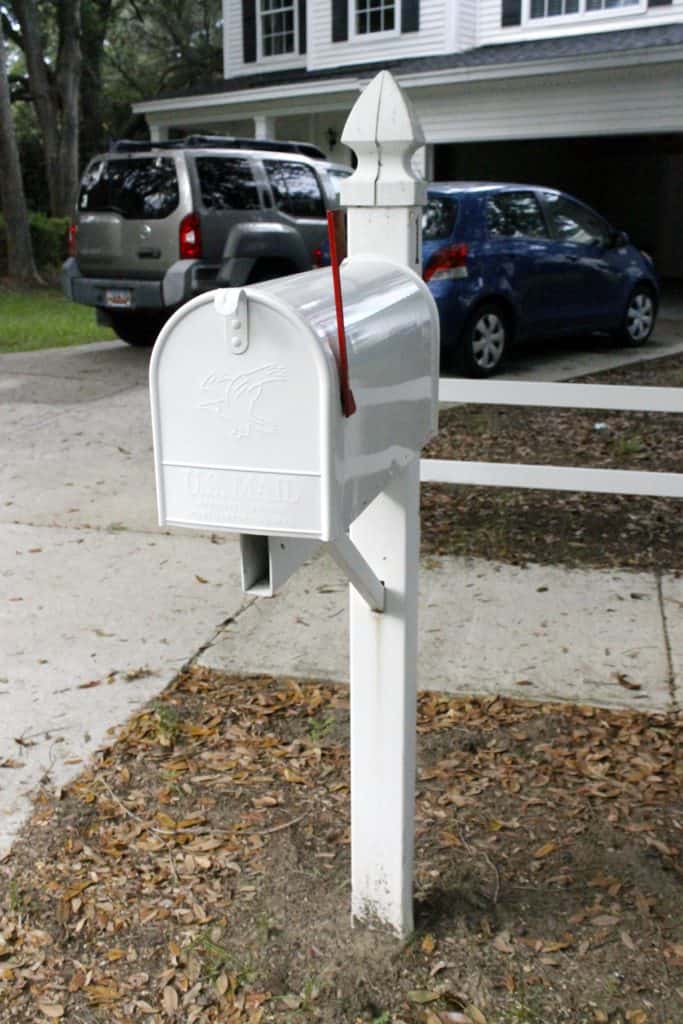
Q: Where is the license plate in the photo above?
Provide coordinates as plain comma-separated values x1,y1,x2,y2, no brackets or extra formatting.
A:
104,288,132,309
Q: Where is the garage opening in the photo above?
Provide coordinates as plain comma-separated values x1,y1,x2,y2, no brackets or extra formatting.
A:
434,133,683,280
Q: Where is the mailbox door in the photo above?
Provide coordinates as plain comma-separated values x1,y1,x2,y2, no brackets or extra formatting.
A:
150,290,337,539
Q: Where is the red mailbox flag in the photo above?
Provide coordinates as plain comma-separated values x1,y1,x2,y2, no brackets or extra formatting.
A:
326,210,356,418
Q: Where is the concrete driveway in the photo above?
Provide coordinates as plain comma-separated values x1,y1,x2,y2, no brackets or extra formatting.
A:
2,311,682,855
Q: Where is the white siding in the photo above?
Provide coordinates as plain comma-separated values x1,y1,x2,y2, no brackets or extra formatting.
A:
479,0,683,47
223,0,306,80
412,61,682,141
309,0,453,70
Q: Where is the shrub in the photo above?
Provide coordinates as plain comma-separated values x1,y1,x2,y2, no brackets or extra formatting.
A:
0,212,70,274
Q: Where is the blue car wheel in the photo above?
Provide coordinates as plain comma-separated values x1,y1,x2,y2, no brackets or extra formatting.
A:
458,302,509,378
617,285,656,347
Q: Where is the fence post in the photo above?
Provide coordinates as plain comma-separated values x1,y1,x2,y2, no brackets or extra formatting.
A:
339,70,427,938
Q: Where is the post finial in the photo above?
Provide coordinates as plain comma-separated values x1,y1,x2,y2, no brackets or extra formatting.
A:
340,70,426,208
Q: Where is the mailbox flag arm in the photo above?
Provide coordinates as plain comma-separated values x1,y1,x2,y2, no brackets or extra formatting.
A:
327,536,385,613
326,210,357,418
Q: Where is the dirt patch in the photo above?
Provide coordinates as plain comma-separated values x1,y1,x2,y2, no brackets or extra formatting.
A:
422,352,683,572
1,669,681,1023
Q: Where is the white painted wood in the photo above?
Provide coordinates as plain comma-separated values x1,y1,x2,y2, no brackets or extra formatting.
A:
413,62,683,143
438,379,683,413
350,458,420,935
428,375,683,498
342,70,429,938
421,459,683,500
309,0,452,71
479,0,683,46
328,536,385,613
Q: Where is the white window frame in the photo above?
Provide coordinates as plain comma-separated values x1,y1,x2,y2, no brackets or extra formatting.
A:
523,0,646,25
350,0,400,41
258,0,298,60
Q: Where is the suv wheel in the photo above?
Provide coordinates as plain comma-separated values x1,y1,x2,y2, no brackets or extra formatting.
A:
615,285,656,347
109,311,167,347
458,302,509,378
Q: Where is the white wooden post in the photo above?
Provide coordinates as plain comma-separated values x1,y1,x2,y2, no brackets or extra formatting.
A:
339,71,427,938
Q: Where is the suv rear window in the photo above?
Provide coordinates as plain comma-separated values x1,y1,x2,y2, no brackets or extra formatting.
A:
196,156,261,210
78,157,179,219
264,160,325,218
423,197,457,240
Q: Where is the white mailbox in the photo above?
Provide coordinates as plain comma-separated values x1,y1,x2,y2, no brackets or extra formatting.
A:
149,256,439,545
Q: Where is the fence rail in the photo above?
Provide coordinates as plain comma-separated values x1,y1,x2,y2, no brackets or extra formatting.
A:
421,378,683,500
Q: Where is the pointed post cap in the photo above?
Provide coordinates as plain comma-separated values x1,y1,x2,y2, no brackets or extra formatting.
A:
340,70,426,208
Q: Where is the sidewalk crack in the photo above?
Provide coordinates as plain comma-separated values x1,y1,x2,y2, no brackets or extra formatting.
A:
656,571,677,711
183,596,259,671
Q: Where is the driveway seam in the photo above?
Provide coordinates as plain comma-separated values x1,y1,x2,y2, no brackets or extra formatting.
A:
184,595,260,673
655,570,677,711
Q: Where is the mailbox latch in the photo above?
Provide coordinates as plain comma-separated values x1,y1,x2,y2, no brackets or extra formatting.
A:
215,288,249,355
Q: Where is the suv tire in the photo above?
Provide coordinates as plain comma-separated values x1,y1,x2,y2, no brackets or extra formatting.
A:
109,311,168,347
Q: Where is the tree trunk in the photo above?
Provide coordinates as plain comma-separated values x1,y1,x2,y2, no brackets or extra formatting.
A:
80,0,114,159
13,0,82,217
0,14,38,280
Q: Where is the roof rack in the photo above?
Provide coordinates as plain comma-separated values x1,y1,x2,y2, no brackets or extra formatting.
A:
108,135,327,160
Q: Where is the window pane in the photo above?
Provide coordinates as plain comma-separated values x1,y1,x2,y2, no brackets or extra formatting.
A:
422,198,458,241
196,157,260,210
486,192,548,239
264,160,325,218
78,158,179,220
356,0,395,33
261,0,294,55
544,193,608,246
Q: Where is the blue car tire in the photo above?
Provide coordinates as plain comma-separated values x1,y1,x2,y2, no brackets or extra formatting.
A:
458,302,509,378
616,285,656,347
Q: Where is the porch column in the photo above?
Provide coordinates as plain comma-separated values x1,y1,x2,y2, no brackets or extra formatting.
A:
254,114,275,139
149,122,170,143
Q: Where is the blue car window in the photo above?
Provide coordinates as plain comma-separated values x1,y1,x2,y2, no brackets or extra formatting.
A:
423,197,457,240
543,192,609,247
486,192,548,239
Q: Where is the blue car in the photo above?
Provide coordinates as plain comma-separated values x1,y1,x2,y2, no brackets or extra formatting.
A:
423,183,659,377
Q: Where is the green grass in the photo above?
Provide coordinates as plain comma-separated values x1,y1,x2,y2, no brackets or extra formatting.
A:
0,284,115,353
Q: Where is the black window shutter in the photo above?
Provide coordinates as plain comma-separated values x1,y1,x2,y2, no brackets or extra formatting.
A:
299,0,307,52
501,0,522,26
242,0,256,62
332,0,348,42
401,0,420,33
648,0,672,6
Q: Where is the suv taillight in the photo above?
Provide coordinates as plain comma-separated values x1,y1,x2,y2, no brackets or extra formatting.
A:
423,243,469,283
68,222,78,257
179,212,202,259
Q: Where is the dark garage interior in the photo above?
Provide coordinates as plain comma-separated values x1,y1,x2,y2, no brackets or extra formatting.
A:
434,133,683,281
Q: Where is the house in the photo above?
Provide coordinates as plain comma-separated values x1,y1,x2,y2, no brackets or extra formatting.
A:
133,1,683,277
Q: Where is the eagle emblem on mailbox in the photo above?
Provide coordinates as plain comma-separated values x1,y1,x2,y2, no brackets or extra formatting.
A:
199,363,287,439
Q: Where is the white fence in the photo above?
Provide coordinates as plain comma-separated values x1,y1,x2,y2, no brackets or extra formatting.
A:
421,378,683,499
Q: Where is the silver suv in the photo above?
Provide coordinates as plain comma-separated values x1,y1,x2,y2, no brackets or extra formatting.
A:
61,136,351,346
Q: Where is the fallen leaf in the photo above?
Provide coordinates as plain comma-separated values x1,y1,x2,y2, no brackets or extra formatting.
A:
195,575,208,584
162,985,178,1015
493,930,515,954
465,1006,488,1024
38,1005,64,1020
533,841,558,859
421,933,437,955
407,990,441,1004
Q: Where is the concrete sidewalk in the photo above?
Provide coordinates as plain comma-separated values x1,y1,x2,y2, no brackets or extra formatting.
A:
198,548,680,714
